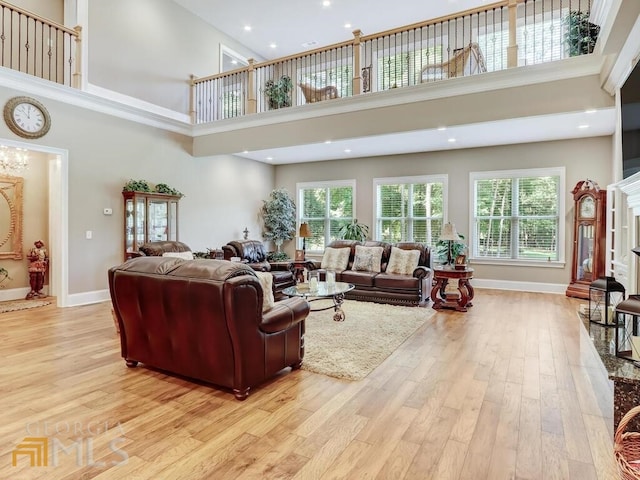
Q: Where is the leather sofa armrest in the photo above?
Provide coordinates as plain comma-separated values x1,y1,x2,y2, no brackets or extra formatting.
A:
260,297,309,334
248,261,271,272
413,266,432,279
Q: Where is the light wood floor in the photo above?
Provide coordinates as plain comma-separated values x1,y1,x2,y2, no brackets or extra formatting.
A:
0,290,619,479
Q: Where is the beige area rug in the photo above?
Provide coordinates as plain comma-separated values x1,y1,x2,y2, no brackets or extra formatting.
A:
301,300,434,381
0,298,51,313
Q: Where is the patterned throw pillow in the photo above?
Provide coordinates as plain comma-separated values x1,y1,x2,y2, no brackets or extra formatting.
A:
320,247,350,271
386,247,421,275
162,251,194,260
254,271,275,312
352,245,384,272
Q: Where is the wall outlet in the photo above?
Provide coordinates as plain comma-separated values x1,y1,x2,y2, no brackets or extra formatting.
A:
85,230,92,239
103,208,113,215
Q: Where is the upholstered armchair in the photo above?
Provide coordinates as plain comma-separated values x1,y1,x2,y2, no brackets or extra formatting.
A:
222,240,296,298
109,256,309,400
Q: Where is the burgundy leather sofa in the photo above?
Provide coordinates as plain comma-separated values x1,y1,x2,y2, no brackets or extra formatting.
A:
108,256,309,400
314,240,432,306
138,240,192,256
222,240,296,299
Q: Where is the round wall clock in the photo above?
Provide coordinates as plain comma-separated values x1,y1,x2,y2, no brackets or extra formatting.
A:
3,96,51,139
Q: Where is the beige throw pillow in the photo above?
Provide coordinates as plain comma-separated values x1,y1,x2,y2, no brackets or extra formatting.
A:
162,251,194,260
320,247,350,271
254,271,275,312
352,245,383,272
386,247,421,275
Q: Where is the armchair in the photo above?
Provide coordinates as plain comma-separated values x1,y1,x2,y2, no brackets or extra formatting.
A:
223,240,296,299
109,257,309,400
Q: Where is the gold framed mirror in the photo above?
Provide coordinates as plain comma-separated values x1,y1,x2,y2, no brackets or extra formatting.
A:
0,175,23,259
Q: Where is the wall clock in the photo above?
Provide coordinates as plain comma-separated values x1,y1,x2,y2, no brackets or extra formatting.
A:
3,96,51,139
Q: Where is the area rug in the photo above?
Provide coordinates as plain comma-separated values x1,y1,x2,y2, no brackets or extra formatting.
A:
301,300,434,381
0,298,51,313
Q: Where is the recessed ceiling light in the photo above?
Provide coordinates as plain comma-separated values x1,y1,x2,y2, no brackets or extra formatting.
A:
437,126,447,131
578,124,589,129
243,150,249,154
344,148,351,153
269,43,277,49
323,0,331,6
448,138,456,143
324,140,332,144
244,25,251,31
231,60,238,64
344,23,352,28
266,156,273,161
585,108,597,114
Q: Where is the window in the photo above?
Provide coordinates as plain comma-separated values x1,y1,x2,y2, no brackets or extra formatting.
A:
297,180,355,251
470,167,565,265
377,46,443,90
374,175,447,247
299,64,353,98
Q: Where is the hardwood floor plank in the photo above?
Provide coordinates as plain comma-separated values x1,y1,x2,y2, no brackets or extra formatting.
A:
0,290,616,480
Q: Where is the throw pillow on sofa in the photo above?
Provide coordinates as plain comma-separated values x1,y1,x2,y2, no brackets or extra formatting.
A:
162,251,194,260
352,245,384,272
254,271,275,312
321,247,350,271
386,247,420,275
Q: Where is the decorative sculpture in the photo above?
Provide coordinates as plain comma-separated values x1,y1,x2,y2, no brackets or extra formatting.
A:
26,240,47,299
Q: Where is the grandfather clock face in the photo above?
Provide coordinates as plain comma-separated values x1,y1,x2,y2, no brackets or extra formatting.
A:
579,196,595,219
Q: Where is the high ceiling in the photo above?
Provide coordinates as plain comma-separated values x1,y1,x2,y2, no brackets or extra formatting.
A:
175,0,615,164
172,0,493,60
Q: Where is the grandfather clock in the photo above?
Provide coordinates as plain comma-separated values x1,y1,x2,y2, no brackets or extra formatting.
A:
566,179,606,299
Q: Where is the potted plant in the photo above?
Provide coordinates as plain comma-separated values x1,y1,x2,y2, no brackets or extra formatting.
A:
122,179,152,193
261,188,296,260
264,75,293,110
565,11,600,56
338,219,369,242
436,233,466,265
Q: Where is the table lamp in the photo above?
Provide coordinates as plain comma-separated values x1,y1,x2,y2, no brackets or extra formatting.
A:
440,222,460,267
299,223,312,258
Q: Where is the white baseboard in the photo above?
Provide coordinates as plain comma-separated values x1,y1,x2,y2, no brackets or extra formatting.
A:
473,278,566,294
0,286,49,301
66,289,111,307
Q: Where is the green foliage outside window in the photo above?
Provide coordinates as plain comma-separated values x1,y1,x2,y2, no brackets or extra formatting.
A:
300,185,354,250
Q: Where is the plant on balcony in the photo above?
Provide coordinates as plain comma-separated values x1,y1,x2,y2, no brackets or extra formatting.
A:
565,11,600,56
261,188,296,260
264,75,293,110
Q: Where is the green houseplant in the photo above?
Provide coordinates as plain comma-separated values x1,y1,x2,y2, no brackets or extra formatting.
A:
436,233,466,265
565,11,600,56
264,75,293,110
261,188,296,261
338,219,369,242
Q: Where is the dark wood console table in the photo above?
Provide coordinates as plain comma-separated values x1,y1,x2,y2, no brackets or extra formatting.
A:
431,266,474,312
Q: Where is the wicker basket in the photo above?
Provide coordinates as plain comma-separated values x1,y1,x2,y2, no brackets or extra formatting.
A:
615,405,640,480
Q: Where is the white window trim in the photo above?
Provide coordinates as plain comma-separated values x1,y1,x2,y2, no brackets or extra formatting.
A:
469,167,566,268
297,179,357,252
219,44,248,73
373,174,448,242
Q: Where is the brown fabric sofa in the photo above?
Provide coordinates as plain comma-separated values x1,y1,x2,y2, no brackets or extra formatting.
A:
314,240,432,306
222,240,296,299
108,256,309,400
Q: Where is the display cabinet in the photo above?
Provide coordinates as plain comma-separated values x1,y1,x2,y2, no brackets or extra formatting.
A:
566,179,607,299
123,191,180,260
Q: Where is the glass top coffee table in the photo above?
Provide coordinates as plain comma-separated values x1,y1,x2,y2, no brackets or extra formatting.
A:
282,281,355,322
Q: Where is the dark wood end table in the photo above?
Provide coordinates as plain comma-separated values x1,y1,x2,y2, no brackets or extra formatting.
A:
431,266,474,312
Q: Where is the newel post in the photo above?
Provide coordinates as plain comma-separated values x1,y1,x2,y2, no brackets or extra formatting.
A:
247,58,257,114
73,25,82,89
352,29,362,96
189,74,197,124
507,0,518,68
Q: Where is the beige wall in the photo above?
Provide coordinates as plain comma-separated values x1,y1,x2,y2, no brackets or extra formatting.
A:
87,0,260,113
0,86,274,296
9,0,63,24
0,154,48,290
275,136,614,286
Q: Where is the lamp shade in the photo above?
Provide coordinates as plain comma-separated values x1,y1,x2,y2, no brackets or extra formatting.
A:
299,222,312,238
440,222,460,241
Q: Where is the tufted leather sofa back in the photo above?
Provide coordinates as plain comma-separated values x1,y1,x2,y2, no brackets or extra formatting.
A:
139,240,192,256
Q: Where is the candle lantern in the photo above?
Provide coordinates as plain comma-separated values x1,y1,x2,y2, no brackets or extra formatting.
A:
588,276,625,326
615,295,640,362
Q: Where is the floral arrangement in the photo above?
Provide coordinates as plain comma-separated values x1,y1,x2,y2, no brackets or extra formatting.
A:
122,179,183,197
